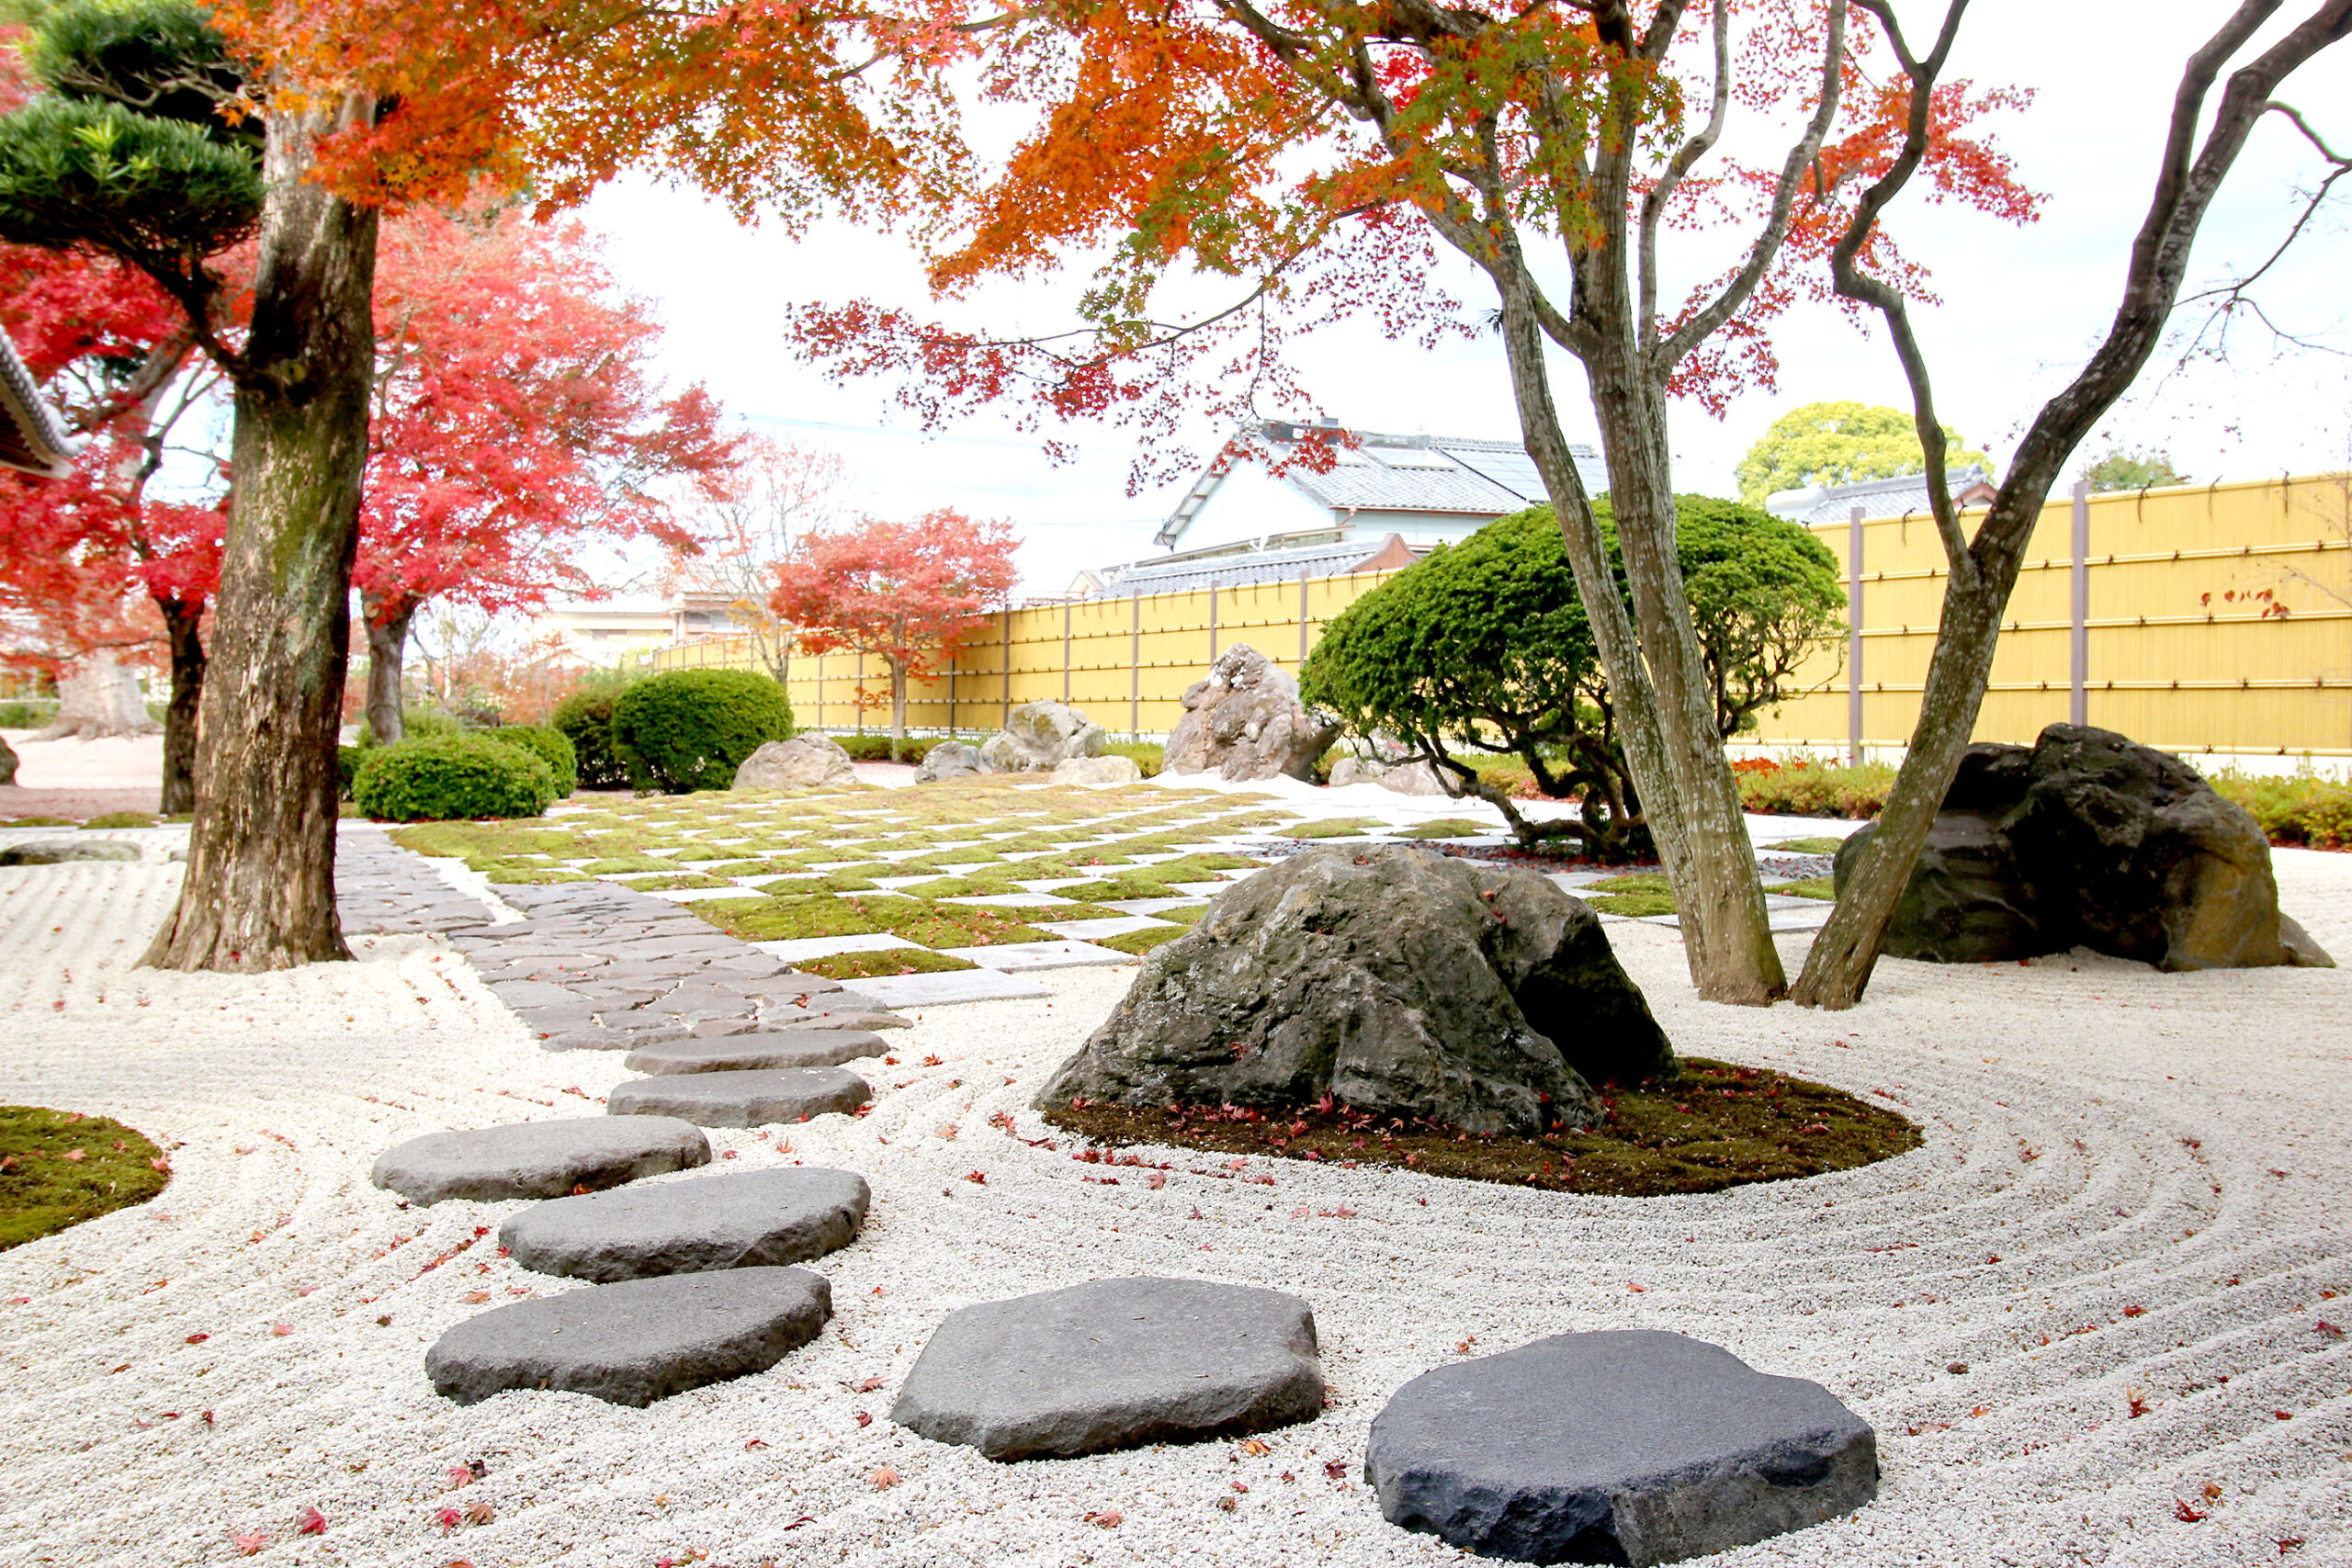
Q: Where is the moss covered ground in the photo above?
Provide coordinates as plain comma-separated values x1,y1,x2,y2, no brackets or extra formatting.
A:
0,1106,170,1250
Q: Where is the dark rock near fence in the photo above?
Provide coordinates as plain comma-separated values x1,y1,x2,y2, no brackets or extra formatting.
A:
1037,845,1672,1135
371,1118,709,1205
622,1030,889,1075
1164,643,1340,783
500,1168,869,1281
979,702,1106,773
892,1277,1323,1461
914,739,985,783
1365,1330,1878,1566
0,838,141,865
1838,726,2334,971
606,1066,872,1127
425,1266,831,1406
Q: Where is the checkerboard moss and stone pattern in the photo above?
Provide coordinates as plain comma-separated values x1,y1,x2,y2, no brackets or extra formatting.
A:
390,774,1296,979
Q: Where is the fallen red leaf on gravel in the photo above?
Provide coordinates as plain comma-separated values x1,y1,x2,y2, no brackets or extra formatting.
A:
744,1438,769,1450
295,1506,326,1535
270,1323,293,1337
231,1530,266,1555
186,1333,208,1344
871,1467,899,1489
856,1410,873,1427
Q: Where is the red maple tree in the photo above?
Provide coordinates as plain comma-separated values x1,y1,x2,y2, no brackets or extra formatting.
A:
353,206,744,741
769,511,1020,759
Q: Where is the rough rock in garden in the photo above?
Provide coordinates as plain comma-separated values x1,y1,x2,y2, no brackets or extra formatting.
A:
1329,744,1450,796
500,1167,870,1281
425,1266,831,1406
892,1276,1322,1461
370,1118,710,1204
1164,643,1340,783
622,1030,889,1075
978,702,1107,773
731,734,855,791
606,1065,873,1127
1364,1330,1878,1567
0,838,142,865
914,739,985,784
1047,754,1142,788
1036,845,1673,1135
0,733,16,786
1836,725,2335,970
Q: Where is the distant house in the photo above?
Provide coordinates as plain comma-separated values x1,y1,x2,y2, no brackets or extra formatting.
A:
1763,465,1999,526
0,330,79,478
530,592,748,667
1153,420,1609,553
1069,532,1419,600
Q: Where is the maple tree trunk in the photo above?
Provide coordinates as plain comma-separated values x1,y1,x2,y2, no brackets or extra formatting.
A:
144,98,379,973
362,592,416,745
157,596,205,816
34,649,164,741
889,658,906,762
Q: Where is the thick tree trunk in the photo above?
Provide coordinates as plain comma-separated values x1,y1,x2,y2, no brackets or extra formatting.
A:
157,596,205,815
362,592,415,745
143,96,379,973
889,660,906,761
34,650,164,740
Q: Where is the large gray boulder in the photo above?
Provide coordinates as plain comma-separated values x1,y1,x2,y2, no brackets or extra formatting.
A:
1037,845,1672,1135
731,735,855,791
914,739,984,783
500,1168,869,1281
0,839,141,865
892,1277,1322,1461
1164,643,1340,783
606,1066,872,1127
371,1118,709,1205
1365,1330,1878,1566
978,702,1106,773
1047,754,1142,788
1329,743,1450,796
425,1266,831,1406
1837,725,2334,970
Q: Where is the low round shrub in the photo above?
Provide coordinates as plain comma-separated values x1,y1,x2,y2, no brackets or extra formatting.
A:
353,705,465,749
336,744,364,800
609,670,793,794
485,725,579,797
352,734,560,822
553,688,630,789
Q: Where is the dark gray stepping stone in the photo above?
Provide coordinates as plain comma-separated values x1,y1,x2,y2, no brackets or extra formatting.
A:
371,1118,709,1204
623,1031,888,1076
892,1276,1322,1461
606,1066,872,1127
0,840,141,865
425,1266,831,1406
501,1168,870,1281
1363,1330,1878,1566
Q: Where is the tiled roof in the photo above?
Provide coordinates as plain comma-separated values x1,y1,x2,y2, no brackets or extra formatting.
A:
1764,465,1996,526
1159,423,1608,546
1085,536,1410,599
0,331,78,479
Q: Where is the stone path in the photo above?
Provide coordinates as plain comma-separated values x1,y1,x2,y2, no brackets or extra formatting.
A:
499,1168,871,1281
369,1117,712,1204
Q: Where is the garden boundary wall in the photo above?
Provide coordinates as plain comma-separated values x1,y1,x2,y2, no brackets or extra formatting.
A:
645,471,2352,765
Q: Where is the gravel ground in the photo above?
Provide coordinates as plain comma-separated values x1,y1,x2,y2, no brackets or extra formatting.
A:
2,850,2348,1568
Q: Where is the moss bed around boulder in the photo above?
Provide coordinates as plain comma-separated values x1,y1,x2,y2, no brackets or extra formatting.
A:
1041,1058,1923,1198
0,1106,170,1249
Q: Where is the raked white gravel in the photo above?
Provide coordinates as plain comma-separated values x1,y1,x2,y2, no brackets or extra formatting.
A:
3,852,2350,1568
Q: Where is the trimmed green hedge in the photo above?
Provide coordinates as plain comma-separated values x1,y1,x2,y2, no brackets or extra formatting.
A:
2212,772,2352,851
353,706,464,749
485,725,578,797
336,745,364,800
609,669,794,794
352,734,560,822
833,733,937,764
553,689,629,789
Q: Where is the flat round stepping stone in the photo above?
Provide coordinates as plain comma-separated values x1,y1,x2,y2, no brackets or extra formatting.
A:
605,1066,871,1128
371,1118,709,1205
425,1266,830,1406
892,1276,1322,1461
501,1168,870,1281
0,839,141,865
622,1031,888,1076
1364,1330,1878,1566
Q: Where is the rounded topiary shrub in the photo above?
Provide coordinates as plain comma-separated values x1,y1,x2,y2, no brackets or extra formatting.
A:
352,734,560,822
485,725,579,797
552,688,629,789
609,669,793,794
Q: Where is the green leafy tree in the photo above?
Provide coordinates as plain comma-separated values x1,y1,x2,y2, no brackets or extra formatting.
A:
1302,501,1842,858
1736,401,1991,506
2081,446,2189,491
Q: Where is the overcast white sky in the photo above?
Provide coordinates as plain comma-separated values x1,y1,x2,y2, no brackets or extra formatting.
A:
578,1,2352,595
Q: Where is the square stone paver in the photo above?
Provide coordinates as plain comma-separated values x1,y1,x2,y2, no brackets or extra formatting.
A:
939,892,1080,908
1096,897,1212,917
1030,916,1176,940
933,940,1138,972
850,969,1053,1007
751,933,921,964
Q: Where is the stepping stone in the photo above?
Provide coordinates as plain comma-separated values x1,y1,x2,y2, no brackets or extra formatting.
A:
425,1266,831,1406
850,969,1050,1008
606,1066,872,1127
371,1118,709,1204
933,940,1138,971
0,840,141,865
1363,1330,1878,1567
623,1031,889,1076
892,1276,1323,1461
501,1168,870,1280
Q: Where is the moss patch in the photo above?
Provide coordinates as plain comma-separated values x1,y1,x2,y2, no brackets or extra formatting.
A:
1581,872,1678,918
1096,924,1188,954
80,812,159,829
1394,818,1489,839
1277,818,1384,840
0,1106,170,1249
797,948,978,981
1768,836,1847,855
1768,877,1838,901
1042,1059,1921,1198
